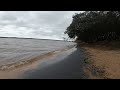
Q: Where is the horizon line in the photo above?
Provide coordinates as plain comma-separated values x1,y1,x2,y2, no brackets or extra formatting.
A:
0,36,71,42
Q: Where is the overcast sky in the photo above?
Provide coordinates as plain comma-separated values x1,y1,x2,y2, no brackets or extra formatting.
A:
0,11,82,40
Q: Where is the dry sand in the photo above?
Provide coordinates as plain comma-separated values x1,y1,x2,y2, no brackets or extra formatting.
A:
81,43,120,79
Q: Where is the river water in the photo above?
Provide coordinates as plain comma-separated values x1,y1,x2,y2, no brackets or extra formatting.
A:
0,37,75,70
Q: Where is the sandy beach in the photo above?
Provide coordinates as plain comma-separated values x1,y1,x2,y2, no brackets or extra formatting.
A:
0,45,88,79
19,46,87,79
80,42,120,79
1,38,119,79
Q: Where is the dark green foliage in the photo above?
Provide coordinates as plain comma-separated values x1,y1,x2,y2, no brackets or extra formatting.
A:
65,11,120,43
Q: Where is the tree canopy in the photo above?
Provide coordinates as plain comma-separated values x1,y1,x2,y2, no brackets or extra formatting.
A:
65,11,120,43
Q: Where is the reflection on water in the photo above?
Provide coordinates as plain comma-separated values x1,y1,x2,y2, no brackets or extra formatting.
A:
0,37,75,69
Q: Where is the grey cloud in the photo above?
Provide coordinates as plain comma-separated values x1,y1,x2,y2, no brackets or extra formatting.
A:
0,11,82,40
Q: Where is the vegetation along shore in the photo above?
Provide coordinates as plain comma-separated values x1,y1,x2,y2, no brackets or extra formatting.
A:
65,11,120,79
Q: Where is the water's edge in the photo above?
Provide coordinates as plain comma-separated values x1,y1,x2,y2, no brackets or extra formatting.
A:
0,44,76,70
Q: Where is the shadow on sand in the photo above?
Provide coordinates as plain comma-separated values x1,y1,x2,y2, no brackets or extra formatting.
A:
22,46,88,79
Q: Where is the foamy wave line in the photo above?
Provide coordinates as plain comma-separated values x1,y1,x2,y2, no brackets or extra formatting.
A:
0,44,76,70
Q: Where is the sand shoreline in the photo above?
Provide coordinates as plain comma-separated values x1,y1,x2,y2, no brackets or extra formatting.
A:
0,45,76,79
1,42,117,79
20,46,87,79
0,45,75,71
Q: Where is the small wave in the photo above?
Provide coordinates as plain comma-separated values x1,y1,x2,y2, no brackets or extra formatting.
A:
0,44,76,71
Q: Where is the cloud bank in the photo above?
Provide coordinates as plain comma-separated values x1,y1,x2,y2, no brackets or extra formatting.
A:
0,11,82,40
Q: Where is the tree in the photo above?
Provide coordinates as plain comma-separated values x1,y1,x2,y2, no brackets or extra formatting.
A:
65,11,120,43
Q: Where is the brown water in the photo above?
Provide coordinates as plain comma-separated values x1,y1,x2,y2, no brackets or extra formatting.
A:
0,37,75,70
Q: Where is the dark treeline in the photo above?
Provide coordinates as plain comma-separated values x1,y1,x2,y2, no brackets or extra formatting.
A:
65,11,120,43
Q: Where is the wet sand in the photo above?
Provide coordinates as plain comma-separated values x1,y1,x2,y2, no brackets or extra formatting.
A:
17,46,87,79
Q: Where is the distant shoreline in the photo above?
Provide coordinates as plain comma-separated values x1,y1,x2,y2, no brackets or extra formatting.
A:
0,37,71,42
